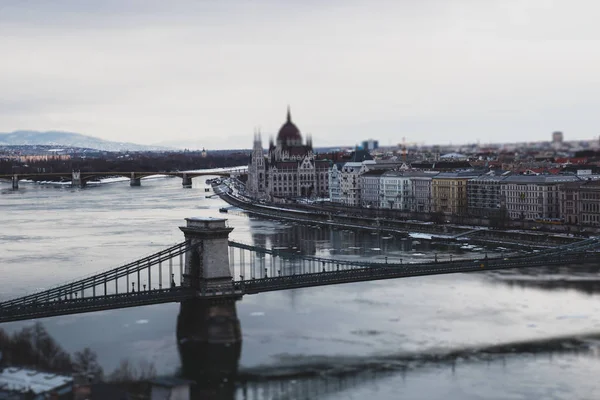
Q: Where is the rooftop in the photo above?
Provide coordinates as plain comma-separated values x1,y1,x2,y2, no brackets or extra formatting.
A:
0,368,72,395
361,169,387,177
434,171,482,179
503,175,582,184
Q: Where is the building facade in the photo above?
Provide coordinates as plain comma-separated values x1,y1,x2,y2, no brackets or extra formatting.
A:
410,173,437,213
500,175,580,220
578,180,600,226
380,171,412,210
247,108,330,201
328,151,375,206
360,169,386,207
560,181,581,225
329,163,343,204
467,174,508,217
338,162,370,206
432,172,479,215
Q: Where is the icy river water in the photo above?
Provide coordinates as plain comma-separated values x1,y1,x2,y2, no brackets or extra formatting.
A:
1,177,600,399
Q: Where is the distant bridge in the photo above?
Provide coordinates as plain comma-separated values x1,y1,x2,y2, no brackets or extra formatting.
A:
0,167,247,189
0,218,598,324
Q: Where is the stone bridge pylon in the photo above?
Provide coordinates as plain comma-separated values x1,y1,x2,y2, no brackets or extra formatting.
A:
176,217,242,379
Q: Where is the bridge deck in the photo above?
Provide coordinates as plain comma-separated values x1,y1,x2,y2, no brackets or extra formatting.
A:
236,251,599,294
0,237,598,323
0,287,242,323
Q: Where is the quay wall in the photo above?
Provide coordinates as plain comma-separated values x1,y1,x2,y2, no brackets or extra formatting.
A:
218,190,579,247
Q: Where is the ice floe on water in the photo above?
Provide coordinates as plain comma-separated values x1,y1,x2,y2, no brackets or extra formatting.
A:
19,179,71,186
184,166,247,173
88,177,129,184
408,232,433,240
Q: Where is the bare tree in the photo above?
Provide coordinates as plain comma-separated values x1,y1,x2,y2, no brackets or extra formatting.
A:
109,359,137,382
137,359,157,380
109,358,157,382
73,347,104,382
8,323,72,373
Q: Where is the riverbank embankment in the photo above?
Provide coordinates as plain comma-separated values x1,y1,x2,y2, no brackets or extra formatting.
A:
216,188,579,248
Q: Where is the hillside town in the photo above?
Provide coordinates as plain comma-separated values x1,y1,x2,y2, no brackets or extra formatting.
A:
247,111,600,228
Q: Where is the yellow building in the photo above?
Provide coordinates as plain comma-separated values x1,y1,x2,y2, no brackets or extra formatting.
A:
432,172,479,215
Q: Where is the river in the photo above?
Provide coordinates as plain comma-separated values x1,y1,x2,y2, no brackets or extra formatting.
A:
1,177,599,399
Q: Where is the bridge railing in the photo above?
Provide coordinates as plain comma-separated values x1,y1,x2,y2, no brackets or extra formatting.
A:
2,235,598,312
0,241,195,310
227,237,600,283
0,287,197,323
234,250,600,294
229,237,599,268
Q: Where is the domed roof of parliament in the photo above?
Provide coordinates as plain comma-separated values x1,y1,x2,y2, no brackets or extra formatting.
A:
277,107,302,143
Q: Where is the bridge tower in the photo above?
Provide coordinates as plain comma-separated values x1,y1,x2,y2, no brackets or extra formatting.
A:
71,171,85,188
11,175,18,190
176,217,241,380
130,172,141,187
182,173,193,188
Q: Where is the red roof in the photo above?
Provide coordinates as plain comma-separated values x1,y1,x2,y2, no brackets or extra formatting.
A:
555,157,588,164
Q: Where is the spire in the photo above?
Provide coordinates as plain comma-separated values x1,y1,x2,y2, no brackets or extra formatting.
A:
286,105,291,122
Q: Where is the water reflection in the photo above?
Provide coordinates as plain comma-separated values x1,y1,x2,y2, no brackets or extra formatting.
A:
3,177,600,400
496,276,600,295
243,218,600,297
177,299,242,398
246,218,513,263
490,264,600,295
180,330,600,399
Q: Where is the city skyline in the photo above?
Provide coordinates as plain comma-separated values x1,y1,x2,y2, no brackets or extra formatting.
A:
2,0,600,149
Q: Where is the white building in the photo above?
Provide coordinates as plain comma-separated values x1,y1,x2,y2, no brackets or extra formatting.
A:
360,169,386,207
329,163,343,203
380,171,412,210
377,171,437,211
328,150,375,206
0,367,73,399
151,378,192,400
339,162,371,206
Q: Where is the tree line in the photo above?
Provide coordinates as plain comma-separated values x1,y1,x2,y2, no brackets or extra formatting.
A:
1,151,251,176
0,322,156,383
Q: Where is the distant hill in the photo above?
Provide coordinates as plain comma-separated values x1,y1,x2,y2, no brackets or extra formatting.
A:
0,131,170,152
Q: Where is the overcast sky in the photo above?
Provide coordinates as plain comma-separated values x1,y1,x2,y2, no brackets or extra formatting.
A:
1,0,600,149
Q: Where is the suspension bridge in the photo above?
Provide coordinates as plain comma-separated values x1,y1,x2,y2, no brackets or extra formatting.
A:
1,217,599,324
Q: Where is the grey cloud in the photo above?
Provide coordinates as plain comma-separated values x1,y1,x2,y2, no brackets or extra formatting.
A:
1,0,600,148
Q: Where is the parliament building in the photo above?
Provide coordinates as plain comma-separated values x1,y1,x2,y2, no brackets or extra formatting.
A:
247,108,330,201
